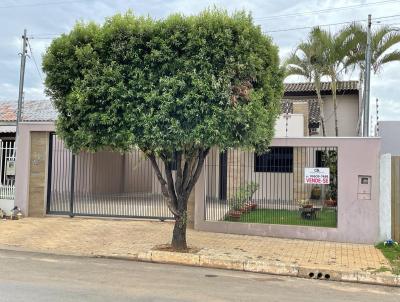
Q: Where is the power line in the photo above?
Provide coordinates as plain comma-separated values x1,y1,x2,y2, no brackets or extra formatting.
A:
29,13,400,38
0,0,85,9
374,13,400,19
263,14,400,33
264,19,366,33
27,39,44,82
254,0,400,21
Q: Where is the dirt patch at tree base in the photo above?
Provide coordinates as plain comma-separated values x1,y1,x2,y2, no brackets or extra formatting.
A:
152,244,201,254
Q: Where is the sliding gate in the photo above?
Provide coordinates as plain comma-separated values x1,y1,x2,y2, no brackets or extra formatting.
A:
46,133,173,220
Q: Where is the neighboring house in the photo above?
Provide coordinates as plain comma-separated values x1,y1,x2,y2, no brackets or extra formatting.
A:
0,100,57,210
282,80,361,137
379,121,400,156
0,99,57,139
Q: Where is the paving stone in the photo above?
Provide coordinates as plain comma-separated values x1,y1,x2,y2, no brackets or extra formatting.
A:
0,217,391,278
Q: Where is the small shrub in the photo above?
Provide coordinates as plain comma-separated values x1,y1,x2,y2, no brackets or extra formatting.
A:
228,181,259,211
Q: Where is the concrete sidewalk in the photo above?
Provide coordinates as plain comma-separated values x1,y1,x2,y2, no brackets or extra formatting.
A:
0,217,397,286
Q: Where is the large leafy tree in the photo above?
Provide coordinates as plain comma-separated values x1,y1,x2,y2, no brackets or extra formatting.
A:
42,10,283,250
285,39,327,136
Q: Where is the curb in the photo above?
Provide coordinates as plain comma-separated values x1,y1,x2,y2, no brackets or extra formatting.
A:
135,250,400,287
1,246,398,287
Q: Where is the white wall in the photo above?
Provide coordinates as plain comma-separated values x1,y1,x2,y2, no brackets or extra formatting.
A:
274,114,304,138
379,153,392,241
320,94,359,137
283,94,360,137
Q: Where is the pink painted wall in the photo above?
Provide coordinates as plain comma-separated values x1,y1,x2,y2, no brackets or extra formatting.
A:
195,137,381,244
15,122,56,216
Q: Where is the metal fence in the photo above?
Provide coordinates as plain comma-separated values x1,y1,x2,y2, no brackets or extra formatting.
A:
46,133,174,220
204,147,338,227
0,140,16,200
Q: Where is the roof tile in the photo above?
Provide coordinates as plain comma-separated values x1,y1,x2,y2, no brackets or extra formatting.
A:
0,100,57,122
284,81,359,93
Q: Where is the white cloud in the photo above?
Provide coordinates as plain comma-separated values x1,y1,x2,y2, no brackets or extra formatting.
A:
0,0,399,120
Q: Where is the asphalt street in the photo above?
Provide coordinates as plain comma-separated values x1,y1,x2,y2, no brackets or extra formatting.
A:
0,249,399,302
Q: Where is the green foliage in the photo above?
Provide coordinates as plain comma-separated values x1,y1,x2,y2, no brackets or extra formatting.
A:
376,242,400,275
225,208,337,227
42,9,284,156
284,38,327,136
229,181,259,210
322,150,337,201
345,23,400,74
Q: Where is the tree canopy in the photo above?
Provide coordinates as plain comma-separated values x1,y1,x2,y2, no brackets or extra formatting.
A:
42,9,284,250
43,10,283,155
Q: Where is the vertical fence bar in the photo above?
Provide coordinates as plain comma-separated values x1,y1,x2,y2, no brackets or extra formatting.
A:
46,133,53,214
69,153,75,217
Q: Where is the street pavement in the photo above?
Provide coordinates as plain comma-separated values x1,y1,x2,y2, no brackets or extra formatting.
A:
0,249,399,302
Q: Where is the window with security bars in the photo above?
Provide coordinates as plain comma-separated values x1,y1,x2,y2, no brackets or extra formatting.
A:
254,147,293,173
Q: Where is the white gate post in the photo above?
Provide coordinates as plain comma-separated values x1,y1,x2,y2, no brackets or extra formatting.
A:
379,153,392,241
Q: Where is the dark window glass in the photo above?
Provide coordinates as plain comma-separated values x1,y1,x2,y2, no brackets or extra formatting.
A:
254,147,293,173
316,150,324,167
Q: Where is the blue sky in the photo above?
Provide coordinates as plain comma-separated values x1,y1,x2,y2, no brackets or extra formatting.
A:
0,0,399,123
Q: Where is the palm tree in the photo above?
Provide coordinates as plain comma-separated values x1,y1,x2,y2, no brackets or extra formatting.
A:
345,24,400,134
284,40,327,136
346,23,400,75
311,27,354,137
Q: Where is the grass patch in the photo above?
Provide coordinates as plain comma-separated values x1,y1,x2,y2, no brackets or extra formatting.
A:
225,208,337,228
376,242,400,275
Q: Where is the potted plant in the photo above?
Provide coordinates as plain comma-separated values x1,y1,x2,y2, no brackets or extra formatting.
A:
227,181,260,220
324,191,337,207
236,181,259,212
297,199,313,208
227,199,243,221
227,210,242,221
246,202,257,211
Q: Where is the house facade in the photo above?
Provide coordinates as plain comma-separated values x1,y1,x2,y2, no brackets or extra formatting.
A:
7,81,360,214
8,80,387,244
282,80,361,137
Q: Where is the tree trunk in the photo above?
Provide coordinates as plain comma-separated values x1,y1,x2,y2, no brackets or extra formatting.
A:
171,211,188,251
315,78,326,136
356,70,364,136
331,75,339,137
147,148,209,252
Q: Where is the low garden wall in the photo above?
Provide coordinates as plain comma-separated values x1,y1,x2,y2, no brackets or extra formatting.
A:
194,137,382,244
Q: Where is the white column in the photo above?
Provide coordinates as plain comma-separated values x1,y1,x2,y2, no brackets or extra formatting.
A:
379,153,392,240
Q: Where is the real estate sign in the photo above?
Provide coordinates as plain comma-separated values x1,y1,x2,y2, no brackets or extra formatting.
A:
304,168,330,184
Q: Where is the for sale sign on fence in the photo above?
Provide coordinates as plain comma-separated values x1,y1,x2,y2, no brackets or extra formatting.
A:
304,168,330,184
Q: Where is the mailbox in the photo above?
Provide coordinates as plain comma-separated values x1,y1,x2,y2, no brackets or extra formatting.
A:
357,175,371,200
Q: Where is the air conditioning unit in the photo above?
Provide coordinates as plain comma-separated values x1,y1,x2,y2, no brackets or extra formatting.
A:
309,121,320,136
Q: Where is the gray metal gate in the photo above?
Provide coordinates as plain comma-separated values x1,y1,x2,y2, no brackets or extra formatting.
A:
46,133,173,220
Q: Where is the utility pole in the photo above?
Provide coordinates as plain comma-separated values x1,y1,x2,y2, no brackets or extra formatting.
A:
16,29,28,140
375,98,379,136
363,15,372,137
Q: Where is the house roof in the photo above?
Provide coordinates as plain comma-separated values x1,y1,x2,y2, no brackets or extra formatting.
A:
284,81,359,96
0,100,57,123
282,99,320,125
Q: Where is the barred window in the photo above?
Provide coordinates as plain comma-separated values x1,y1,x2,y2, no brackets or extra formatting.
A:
254,147,293,173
